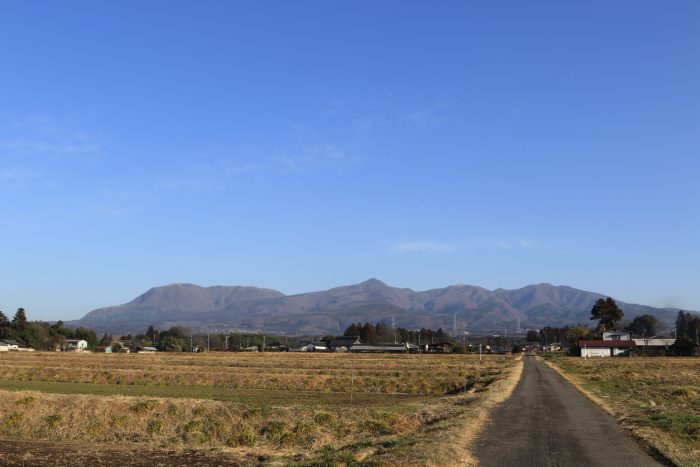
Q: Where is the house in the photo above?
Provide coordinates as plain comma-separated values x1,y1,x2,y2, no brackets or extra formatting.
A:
330,336,362,351
95,345,113,353
0,342,9,352
300,341,328,352
62,339,88,352
0,339,20,351
579,339,635,357
138,346,157,354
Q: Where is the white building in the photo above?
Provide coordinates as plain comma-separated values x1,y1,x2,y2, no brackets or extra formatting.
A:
0,339,20,351
300,341,327,352
63,339,88,352
580,338,635,357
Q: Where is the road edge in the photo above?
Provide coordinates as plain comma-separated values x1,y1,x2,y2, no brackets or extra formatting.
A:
451,354,525,467
540,358,677,467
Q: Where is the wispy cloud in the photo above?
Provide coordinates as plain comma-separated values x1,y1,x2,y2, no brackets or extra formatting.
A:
391,240,454,253
278,143,354,173
2,116,102,159
0,167,41,185
469,236,535,251
399,110,438,128
389,236,535,255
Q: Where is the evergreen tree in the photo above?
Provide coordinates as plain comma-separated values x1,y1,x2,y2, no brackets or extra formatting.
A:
589,298,624,332
0,310,9,338
12,308,29,340
675,310,689,338
626,314,659,337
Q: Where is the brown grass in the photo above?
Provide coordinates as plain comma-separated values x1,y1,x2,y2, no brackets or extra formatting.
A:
0,352,482,395
0,352,521,465
544,356,700,467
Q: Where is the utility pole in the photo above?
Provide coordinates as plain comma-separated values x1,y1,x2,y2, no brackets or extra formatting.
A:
225,334,229,351
207,334,210,353
190,335,193,353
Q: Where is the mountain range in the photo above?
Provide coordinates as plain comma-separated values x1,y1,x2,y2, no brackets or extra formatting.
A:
69,279,690,336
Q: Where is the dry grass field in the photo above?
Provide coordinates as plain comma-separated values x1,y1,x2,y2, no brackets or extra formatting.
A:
545,356,700,467
0,352,521,466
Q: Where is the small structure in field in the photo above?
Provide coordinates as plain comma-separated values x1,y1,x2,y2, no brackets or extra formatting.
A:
95,345,113,353
63,339,88,352
300,341,327,352
138,346,157,354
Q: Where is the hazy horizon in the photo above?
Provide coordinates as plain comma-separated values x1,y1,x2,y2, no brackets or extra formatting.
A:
1,1,698,320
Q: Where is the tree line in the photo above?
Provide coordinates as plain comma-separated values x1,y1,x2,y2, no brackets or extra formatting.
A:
342,321,447,345
0,308,97,350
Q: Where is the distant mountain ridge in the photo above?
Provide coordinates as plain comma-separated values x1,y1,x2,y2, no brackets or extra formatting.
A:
71,279,691,335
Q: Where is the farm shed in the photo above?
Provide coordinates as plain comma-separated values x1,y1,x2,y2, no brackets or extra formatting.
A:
632,338,675,351
330,336,362,351
349,344,409,353
428,342,454,353
301,341,327,352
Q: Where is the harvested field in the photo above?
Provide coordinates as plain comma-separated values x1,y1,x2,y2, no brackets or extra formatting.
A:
545,356,700,467
0,352,521,466
0,352,487,395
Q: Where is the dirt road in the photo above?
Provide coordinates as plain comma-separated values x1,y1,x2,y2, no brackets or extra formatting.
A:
474,355,664,467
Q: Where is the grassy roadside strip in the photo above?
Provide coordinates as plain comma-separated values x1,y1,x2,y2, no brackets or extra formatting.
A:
541,357,699,467
340,354,525,467
0,379,424,407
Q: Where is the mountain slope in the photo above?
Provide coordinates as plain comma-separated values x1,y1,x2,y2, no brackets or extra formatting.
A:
71,280,693,335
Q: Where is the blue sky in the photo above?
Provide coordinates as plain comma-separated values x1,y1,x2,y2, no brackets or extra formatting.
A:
1,1,698,320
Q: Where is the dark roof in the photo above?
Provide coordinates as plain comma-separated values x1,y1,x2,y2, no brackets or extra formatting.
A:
0,339,20,345
579,340,636,348
330,336,362,347
428,341,453,347
307,341,327,347
349,344,407,352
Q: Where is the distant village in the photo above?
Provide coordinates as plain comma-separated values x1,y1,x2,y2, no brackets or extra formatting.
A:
1,304,698,357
